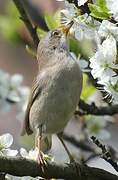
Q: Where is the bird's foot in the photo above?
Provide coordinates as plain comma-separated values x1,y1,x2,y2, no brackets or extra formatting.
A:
37,151,47,172
69,157,82,179
37,152,54,180
69,154,75,164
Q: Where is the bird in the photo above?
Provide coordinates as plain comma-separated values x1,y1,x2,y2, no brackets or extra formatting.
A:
21,21,83,165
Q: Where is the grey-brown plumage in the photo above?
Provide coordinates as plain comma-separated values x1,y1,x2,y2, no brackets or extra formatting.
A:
22,26,83,153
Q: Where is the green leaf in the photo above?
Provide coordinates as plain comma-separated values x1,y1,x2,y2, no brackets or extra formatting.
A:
37,28,47,38
81,74,96,100
25,45,37,58
96,0,109,12
69,38,81,56
0,16,20,42
45,11,61,30
88,3,110,20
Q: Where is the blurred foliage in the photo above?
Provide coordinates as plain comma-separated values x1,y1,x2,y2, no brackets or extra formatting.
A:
20,134,34,150
81,74,96,100
85,115,110,140
25,45,37,58
0,1,22,43
69,37,94,58
45,11,61,30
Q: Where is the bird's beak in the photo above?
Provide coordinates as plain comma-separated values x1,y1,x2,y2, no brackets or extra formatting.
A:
61,21,74,36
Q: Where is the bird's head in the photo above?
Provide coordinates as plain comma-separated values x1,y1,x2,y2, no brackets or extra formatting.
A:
37,21,74,57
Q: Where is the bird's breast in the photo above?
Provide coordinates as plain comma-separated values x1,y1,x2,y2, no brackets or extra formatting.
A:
30,53,82,134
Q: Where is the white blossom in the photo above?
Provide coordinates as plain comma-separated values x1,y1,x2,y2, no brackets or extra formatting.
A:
0,70,29,103
60,0,100,40
72,16,96,40
78,0,88,6
0,70,10,99
79,59,90,72
61,1,78,25
0,133,18,156
10,74,23,88
6,174,39,180
0,70,30,115
62,7,96,40
57,0,88,6
100,79,118,104
106,0,118,22
104,85,118,104
20,147,39,161
98,20,118,41
90,35,118,103
8,74,29,103
20,147,54,163
90,35,117,79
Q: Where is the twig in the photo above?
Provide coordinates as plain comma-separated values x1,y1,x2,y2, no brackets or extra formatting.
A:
63,134,118,165
21,0,49,31
12,0,39,47
0,156,118,180
77,100,118,116
91,136,118,172
84,153,101,163
63,133,95,152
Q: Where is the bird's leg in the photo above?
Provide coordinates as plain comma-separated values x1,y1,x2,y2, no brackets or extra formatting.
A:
36,125,46,171
35,128,51,180
57,132,82,179
57,132,74,163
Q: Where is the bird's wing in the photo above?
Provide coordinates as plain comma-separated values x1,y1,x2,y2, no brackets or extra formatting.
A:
21,79,42,135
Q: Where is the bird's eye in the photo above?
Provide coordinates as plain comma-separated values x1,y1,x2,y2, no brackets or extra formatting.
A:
51,30,60,36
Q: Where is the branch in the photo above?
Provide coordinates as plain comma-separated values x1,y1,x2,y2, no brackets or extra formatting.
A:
85,71,113,104
21,0,49,31
63,134,118,165
12,0,39,47
0,156,118,180
77,99,118,116
66,0,94,15
91,136,118,172
63,133,95,152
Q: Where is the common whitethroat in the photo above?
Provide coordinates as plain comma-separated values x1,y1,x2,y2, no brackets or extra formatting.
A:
22,21,83,164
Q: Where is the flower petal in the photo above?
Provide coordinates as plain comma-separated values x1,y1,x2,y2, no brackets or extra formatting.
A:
0,133,13,148
78,0,88,6
20,148,28,158
28,148,39,161
11,74,23,87
2,149,18,156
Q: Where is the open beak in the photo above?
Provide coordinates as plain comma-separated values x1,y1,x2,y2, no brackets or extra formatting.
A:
61,21,74,35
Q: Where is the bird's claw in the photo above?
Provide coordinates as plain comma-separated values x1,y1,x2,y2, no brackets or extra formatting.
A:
37,151,47,172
